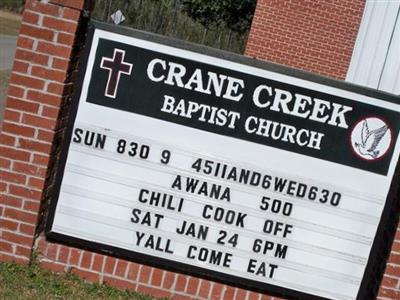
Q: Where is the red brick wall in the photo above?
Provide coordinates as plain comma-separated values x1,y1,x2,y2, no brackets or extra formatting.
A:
35,236,277,300
0,0,83,264
381,232,400,299
245,0,365,80
1,1,399,300
246,1,400,299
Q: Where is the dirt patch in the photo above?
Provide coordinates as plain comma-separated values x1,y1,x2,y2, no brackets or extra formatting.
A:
0,9,21,36
0,10,22,20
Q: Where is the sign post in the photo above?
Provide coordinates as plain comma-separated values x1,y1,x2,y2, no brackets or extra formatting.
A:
46,21,400,300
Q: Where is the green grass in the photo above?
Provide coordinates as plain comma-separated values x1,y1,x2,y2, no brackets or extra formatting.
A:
0,0,24,13
0,10,21,35
0,261,161,300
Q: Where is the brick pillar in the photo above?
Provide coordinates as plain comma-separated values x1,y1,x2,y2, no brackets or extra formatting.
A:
245,0,365,80
0,0,91,264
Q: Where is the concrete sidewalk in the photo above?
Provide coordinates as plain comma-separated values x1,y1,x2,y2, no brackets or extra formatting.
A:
0,35,17,70
0,35,17,127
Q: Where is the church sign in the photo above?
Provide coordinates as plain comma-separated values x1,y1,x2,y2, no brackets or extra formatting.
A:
46,21,400,300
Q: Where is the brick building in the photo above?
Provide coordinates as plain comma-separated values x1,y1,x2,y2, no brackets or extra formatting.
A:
0,1,399,300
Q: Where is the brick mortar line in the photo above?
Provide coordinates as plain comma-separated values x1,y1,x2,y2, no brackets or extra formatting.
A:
15,45,73,61
136,265,145,284
10,110,59,122
0,107,22,123
65,245,73,269
386,263,400,267
194,278,203,298
0,169,48,183
2,120,56,133
0,240,32,249
6,226,36,238
1,184,42,198
24,9,79,25
76,248,84,267
2,124,55,138
48,0,89,11
1,226,38,238
10,70,68,87
97,253,106,283
0,146,50,161
159,270,167,291
37,13,44,27
0,144,31,154
380,286,400,291
14,57,70,71
21,19,78,32
384,275,400,279
7,84,68,99
0,165,46,175
12,63,68,77
122,261,129,279
208,281,215,299
0,251,30,259
54,244,61,262
147,267,154,285
0,146,49,163
232,285,238,299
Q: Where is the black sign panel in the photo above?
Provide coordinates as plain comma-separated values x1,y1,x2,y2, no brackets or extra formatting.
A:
87,38,400,175
46,21,400,300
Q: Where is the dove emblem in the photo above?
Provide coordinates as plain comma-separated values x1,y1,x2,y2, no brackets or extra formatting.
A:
351,117,392,160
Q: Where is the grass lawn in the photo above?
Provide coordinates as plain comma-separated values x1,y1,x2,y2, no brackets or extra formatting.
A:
0,10,21,36
0,261,161,300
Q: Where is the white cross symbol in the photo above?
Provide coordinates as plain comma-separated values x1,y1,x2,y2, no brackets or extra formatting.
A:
100,48,133,98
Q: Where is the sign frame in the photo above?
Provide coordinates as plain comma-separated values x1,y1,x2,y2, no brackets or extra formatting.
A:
45,20,400,300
